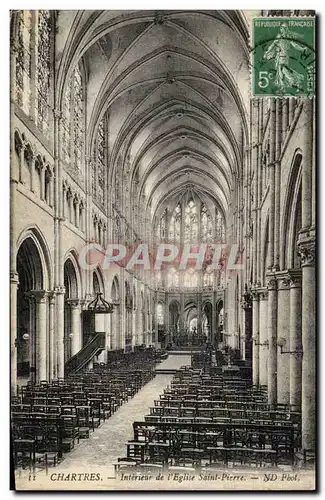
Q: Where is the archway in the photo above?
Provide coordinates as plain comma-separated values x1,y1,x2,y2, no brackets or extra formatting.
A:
217,300,224,347
64,258,79,360
16,237,45,383
203,302,212,342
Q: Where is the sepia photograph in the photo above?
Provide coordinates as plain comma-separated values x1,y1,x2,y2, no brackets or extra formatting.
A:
9,9,316,491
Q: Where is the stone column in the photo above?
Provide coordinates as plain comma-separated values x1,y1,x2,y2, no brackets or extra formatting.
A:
132,309,136,348
212,291,217,347
10,272,19,396
56,286,65,378
289,270,302,409
75,199,80,228
197,293,202,335
105,312,112,353
282,99,289,141
30,156,35,193
241,286,252,364
252,290,260,386
259,289,268,387
277,274,291,404
267,276,277,405
68,299,81,356
136,307,141,346
48,291,56,380
40,166,45,201
298,237,316,453
32,290,47,383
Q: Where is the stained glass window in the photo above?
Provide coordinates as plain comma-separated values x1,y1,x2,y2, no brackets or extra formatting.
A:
73,66,84,170
203,270,214,287
62,65,84,171
156,209,167,242
184,199,198,243
96,118,105,206
36,10,51,138
184,269,198,288
168,204,181,242
168,267,179,288
15,10,32,115
216,209,226,242
157,303,164,325
201,203,213,242
62,78,72,163
156,271,163,287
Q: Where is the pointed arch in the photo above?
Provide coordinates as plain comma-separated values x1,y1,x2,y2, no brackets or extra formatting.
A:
16,226,52,289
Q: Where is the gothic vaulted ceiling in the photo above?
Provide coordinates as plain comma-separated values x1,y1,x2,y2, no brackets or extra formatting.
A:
56,10,254,224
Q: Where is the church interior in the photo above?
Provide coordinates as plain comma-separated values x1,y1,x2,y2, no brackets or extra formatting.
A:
10,10,316,482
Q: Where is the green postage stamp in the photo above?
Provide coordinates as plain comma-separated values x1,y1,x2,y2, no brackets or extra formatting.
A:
252,17,315,97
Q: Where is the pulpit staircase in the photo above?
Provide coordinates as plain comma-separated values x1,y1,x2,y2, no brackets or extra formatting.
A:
64,332,105,375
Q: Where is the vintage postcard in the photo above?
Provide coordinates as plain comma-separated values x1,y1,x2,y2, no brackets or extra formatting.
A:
10,9,316,491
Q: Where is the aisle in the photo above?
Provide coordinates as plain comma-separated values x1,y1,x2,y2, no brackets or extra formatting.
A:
60,373,174,469
156,353,191,371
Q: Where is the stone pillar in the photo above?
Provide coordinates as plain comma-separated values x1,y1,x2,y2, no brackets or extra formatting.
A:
258,289,268,386
10,272,19,396
48,291,56,380
40,166,45,201
277,275,291,404
30,156,35,193
68,299,81,356
136,307,141,346
212,292,217,347
197,293,202,335
32,290,47,383
105,312,112,353
241,286,252,364
282,99,289,140
252,290,260,386
56,286,65,378
75,200,80,228
298,237,316,453
132,309,136,348
267,276,277,405
289,270,302,409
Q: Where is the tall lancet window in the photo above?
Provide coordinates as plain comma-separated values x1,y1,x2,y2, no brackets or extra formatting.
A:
184,199,198,243
201,203,213,242
62,78,72,163
168,203,181,242
216,209,226,242
15,11,32,115
156,209,167,242
73,66,84,171
168,267,179,288
62,65,85,172
92,116,107,207
14,11,53,136
36,10,51,138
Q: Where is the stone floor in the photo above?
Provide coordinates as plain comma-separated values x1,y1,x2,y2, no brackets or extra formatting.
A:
60,354,191,469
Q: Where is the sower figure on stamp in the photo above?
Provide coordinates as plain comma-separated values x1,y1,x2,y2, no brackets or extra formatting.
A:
263,23,307,92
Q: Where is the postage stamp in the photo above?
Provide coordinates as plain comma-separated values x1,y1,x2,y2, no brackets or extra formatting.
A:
252,17,316,97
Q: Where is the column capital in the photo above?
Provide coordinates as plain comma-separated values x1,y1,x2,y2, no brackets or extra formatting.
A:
10,272,19,285
266,274,277,291
287,269,302,288
257,288,268,300
48,290,56,304
297,237,316,267
54,285,66,295
66,298,82,309
275,272,291,290
29,290,48,302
